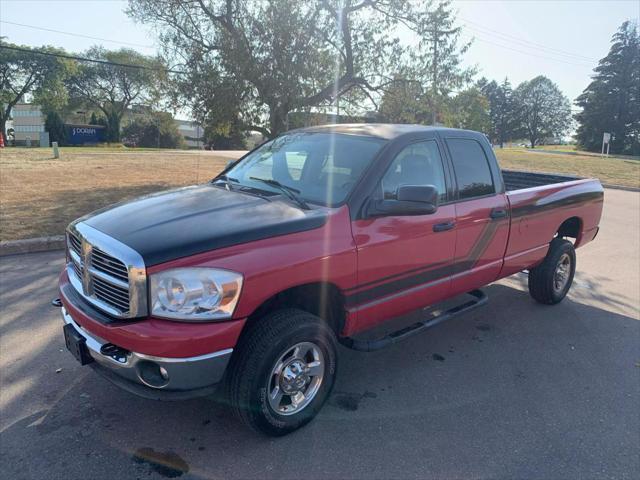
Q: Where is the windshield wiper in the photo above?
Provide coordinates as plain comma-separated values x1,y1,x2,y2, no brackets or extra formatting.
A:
249,177,309,210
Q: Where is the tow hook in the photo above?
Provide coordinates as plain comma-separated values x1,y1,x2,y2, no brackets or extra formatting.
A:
51,298,63,308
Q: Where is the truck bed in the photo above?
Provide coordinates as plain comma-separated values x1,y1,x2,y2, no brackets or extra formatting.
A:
502,170,581,192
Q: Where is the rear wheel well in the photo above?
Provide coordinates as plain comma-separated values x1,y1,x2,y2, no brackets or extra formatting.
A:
557,216,582,243
246,283,346,336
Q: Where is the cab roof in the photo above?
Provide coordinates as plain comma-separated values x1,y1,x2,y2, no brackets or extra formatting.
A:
292,123,482,140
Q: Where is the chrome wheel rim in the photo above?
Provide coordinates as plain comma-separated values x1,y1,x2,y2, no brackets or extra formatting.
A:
267,341,325,416
553,253,572,292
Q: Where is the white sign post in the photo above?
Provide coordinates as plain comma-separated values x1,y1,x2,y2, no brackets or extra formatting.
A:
601,132,611,157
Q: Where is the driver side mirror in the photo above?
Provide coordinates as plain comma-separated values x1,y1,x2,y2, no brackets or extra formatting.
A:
368,185,439,217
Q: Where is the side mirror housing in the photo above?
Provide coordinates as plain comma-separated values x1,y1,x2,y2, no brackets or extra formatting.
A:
368,185,439,217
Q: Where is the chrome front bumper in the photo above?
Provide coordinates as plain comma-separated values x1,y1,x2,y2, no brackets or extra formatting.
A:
61,307,233,399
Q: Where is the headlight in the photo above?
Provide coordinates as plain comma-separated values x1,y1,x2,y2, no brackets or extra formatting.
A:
149,268,243,321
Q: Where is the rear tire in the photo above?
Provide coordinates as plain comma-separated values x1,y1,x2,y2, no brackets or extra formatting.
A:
528,238,576,305
226,308,338,436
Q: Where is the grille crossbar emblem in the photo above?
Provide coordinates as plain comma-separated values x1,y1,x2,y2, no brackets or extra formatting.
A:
81,239,93,295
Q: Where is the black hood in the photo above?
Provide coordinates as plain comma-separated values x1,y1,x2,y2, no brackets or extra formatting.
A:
83,184,328,266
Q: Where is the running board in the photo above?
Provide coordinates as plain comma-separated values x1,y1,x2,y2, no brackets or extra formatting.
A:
339,289,488,352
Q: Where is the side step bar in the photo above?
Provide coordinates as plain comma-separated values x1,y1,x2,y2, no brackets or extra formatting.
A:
339,289,488,352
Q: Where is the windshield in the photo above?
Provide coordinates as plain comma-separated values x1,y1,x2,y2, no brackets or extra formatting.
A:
222,132,387,206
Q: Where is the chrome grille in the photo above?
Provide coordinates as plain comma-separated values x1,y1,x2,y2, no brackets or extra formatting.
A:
91,247,129,283
65,222,147,318
69,232,82,256
93,276,130,312
72,259,83,279
68,232,84,277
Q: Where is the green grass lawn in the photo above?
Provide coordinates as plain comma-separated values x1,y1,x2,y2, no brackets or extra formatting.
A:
495,148,639,188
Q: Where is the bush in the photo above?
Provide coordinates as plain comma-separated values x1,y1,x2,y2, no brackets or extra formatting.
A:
121,112,184,149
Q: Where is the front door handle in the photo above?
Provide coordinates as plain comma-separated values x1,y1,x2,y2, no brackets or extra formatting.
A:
490,208,508,220
433,221,456,232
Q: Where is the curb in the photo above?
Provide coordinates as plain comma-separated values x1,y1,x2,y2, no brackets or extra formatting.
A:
0,236,65,257
602,184,640,193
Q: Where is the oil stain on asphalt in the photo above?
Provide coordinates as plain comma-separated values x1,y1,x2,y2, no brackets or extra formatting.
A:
329,391,377,411
133,447,190,478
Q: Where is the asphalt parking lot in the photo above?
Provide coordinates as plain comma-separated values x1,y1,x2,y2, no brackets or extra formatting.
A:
1,188,638,480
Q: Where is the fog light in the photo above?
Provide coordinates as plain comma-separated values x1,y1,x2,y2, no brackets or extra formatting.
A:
137,360,170,388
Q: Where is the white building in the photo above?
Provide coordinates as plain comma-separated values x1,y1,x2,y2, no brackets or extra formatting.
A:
11,103,48,146
175,119,204,149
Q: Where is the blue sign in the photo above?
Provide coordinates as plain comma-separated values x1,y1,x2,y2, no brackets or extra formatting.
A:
65,125,106,145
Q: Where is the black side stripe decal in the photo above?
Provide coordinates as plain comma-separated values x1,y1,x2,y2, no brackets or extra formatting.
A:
346,218,503,308
511,190,603,219
345,187,601,309
343,260,450,294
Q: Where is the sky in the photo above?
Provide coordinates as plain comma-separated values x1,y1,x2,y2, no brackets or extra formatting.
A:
1,0,638,106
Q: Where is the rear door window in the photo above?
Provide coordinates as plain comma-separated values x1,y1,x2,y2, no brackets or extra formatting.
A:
446,138,495,200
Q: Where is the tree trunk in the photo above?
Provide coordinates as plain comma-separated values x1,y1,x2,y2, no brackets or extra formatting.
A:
529,136,536,149
106,112,122,143
269,105,287,139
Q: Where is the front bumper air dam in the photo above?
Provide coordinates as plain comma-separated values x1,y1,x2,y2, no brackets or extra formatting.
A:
61,306,233,401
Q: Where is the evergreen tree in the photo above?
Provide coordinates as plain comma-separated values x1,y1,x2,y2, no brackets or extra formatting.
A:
480,77,516,147
415,0,475,124
44,111,67,145
575,21,640,155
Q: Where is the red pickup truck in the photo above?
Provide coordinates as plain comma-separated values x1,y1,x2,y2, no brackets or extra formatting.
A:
57,124,603,435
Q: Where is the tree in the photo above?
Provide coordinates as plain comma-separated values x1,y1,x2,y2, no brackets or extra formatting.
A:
414,0,475,124
514,76,571,148
379,77,430,124
0,42,71,140
204,120,247,149
479,77,516,147
44,111,66,144
121,111,184,148
575,21,640,155
66,47,164,142
173,61,249,148
445,87,490,133
127,0,441,138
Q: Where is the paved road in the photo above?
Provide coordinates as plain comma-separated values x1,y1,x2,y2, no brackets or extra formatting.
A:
1,189,638,480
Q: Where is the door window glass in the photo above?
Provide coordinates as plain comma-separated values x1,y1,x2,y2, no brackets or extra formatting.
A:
380,140,447,202
446,139,495,200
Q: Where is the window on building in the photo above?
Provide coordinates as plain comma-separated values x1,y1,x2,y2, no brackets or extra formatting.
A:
12,109,42,118
14,125,44,133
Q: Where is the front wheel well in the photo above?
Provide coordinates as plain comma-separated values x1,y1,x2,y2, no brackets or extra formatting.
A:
245,283,346,336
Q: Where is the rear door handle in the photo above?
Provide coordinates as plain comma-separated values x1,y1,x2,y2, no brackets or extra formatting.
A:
490,208,508,220
433,221,456,232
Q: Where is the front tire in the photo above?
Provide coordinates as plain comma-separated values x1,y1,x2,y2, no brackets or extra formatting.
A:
226,308,338,436
528,238,576,304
